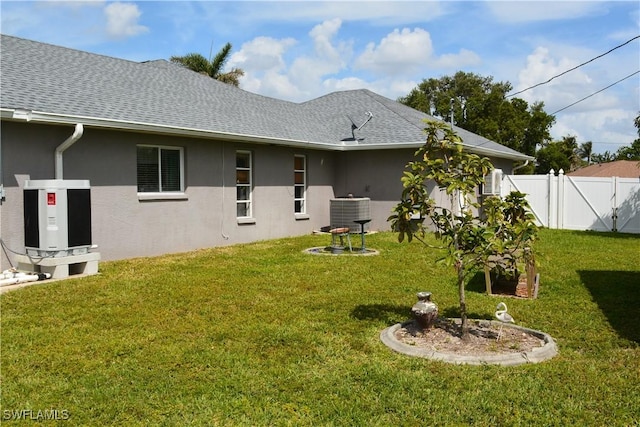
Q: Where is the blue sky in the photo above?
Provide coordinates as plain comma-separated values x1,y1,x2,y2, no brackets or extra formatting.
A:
1,1,639,154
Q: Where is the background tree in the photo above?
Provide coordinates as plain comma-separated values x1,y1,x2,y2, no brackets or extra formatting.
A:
535,135,580,173
170,42,244,87
591,151,616,164
615,140,640,160
614,114,640,161
399,71,555,159
577,141,593,165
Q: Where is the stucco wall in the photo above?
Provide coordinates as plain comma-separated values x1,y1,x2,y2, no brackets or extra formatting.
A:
333,149,413,232
1,121,516,269
0,122,337,267
333,149,514,232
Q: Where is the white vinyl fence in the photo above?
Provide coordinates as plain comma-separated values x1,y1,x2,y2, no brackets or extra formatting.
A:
500,169,640,234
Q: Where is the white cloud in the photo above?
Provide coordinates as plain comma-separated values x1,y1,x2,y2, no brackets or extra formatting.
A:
550,108,637,154
355,28,433,76
242,70,303,101
516,47,594,111
290,19,351,82
229,19,355,101
322,76,369,93
515,45,638,151
104,2,148,39
432,48,482,69
354,27,481,76
309,18,346,64
229,36,297,72
228,36,301,100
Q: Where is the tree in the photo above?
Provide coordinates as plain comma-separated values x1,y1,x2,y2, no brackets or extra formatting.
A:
615,140,640,160
535,135,580,173
388,120,538,340
615,116,640,160
398,71,555,157
577,141,593,165
591,151,616,164
590,114,640,163
170,42,244,87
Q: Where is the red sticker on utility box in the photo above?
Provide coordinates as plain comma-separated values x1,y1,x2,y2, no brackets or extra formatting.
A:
47,192,56,205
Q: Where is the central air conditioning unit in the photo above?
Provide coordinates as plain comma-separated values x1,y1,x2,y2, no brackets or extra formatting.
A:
482,169,503,196
23,179,92,257
330,197,371,232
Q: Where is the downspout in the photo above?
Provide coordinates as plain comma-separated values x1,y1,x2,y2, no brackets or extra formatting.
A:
55,123,84,179
0,135,4,201
511,160,530,174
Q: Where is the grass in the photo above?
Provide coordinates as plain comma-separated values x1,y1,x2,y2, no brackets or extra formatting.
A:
1,229,639,426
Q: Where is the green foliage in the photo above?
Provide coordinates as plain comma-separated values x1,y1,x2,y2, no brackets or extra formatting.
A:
390,120,492,245
577,141,593,165
535,135,581,173
482,192,538,276
615,139,640,161
170,42,245,86
398,71,555,155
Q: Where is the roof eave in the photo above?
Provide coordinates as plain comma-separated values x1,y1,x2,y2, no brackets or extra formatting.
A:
460,143,535,162
339,140,534,161
1,108,535,161
0,108,341,151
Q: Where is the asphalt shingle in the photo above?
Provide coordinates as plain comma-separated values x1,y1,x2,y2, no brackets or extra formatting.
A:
1,34,530,160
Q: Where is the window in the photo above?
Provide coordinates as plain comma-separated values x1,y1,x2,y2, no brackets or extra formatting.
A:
236,151,252,218
294,154,306,214
137,145,184,193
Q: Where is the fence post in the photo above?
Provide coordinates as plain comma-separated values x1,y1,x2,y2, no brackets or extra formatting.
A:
612,176,618,232
557,169,565,230
548,169,557,229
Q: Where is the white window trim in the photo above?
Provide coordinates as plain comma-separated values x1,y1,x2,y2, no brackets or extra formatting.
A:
138,192,188,201
236,150,253,220
294,154,306,215
136,144,185,199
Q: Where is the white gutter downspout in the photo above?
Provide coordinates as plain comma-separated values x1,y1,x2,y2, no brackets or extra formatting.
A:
55,123,84,179
511,160,530,174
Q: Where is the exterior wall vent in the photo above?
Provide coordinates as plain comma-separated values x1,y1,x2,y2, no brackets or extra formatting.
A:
330,197,371,232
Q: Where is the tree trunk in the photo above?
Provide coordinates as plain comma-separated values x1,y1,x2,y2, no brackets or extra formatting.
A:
456,260,470,341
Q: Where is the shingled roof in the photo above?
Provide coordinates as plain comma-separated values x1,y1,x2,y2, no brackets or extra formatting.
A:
567,160,640,178
0,34,531,161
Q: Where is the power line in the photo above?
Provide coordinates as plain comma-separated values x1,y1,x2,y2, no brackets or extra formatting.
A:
550,70,639,115
507,35,640,98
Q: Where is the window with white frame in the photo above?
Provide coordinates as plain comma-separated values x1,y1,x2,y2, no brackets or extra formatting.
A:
137,145,184,193
294,154,306,214
236,151,252,218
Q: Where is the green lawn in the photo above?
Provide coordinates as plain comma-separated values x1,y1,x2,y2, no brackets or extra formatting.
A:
1,229,639,426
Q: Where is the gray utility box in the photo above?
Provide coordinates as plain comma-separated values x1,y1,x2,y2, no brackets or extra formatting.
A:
330,197,371,232
23,179,92,257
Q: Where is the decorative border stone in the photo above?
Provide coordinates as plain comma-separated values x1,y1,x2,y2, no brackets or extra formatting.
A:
303,247,379,256
380,319,558,366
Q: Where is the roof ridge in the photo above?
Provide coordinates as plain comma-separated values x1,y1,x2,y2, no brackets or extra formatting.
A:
0,33,142,65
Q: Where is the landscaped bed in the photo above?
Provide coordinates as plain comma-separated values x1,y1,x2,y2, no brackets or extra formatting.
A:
1,229,638,425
